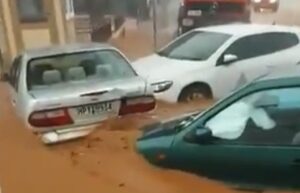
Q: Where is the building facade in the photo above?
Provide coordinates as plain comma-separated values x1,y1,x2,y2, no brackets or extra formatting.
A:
0,0,76,70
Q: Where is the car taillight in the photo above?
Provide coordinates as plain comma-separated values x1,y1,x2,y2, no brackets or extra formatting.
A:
119,96,156,116
29,108,73,127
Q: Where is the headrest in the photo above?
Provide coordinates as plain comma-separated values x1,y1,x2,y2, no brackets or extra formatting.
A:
96,64,113,78
42,70,62,85
66,66,86,81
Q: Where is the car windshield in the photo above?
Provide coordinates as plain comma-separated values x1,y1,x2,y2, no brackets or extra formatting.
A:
27,50,136,91
157,31,231,61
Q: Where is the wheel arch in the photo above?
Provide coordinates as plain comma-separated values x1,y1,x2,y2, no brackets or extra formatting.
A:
177,81,213,102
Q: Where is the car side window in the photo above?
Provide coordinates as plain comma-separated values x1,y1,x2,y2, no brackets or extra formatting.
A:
224,32,299,61
262,32,299,51
224,34,263,61
204,87,300,146
9,56,22,91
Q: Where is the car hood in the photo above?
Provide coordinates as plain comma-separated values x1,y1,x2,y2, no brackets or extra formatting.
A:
138,110,201,141
136,111,201,161
132,54,209,82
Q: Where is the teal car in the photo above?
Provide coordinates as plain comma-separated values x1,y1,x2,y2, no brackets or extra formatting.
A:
137,68,300,189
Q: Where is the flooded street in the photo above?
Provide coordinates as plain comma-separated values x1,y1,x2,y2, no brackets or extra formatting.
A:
1,1,300,193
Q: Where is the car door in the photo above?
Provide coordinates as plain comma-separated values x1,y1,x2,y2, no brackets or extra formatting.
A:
222,32,300,85
213,34,274,98
8,56,22,109
259,32,300,69
171,86,300,188
221,34,278,85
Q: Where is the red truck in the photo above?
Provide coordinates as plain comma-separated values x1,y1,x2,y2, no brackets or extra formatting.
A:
177,0,251,35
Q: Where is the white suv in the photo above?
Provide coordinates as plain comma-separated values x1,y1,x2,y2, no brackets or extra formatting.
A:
133,24,300,103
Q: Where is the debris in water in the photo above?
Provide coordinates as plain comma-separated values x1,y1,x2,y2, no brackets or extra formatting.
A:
118,183,125,188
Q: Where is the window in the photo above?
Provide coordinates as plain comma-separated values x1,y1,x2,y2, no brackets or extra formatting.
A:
65,0,75,20
73,0,87,14
9,56,22,91
27,50,136,91
225,35,265,60
204,87,300,146
157,31,232,61
16,0,46,23
262,32,299,51
225,32,299,61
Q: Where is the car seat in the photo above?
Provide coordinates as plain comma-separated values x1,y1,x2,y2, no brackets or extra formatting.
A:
65,66,86,81
31,64,54,85
96,64,113,79
42,69,62,85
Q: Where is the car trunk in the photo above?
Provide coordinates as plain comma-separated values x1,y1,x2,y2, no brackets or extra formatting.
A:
28,77,151,129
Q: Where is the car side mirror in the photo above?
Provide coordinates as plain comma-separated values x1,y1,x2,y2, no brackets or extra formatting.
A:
1,73,9,82
184,126,215,145
222,54,238,65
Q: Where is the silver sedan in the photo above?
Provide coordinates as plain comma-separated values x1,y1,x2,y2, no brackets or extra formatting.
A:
4,43,155,144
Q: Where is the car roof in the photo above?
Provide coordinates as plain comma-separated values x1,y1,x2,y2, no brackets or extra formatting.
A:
22,43,115,59
195,23,300,36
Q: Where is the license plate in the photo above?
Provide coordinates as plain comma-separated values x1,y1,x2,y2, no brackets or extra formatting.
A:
76,102,113,116
187,10,202,16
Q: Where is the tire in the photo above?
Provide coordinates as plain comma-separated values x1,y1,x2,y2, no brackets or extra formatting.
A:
178,84,212,103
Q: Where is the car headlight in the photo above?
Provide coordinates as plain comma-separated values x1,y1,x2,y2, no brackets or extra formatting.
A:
151,81,173,93
253,0,261,3
269,0,277,3
182,18,194,27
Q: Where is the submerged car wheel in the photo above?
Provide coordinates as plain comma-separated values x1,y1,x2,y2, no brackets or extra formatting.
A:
178,84,212,103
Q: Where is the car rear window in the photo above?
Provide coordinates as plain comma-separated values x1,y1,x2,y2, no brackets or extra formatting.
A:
26,50,136,91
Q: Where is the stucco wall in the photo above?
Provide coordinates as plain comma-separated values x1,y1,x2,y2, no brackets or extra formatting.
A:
22,28,51,49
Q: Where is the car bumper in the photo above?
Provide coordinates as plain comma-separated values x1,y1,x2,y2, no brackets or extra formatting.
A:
40,124,97,144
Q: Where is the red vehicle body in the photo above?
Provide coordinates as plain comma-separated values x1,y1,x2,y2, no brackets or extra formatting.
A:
177,0,251,35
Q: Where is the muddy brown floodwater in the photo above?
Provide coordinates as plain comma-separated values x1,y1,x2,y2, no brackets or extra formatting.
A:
0,19,299,193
